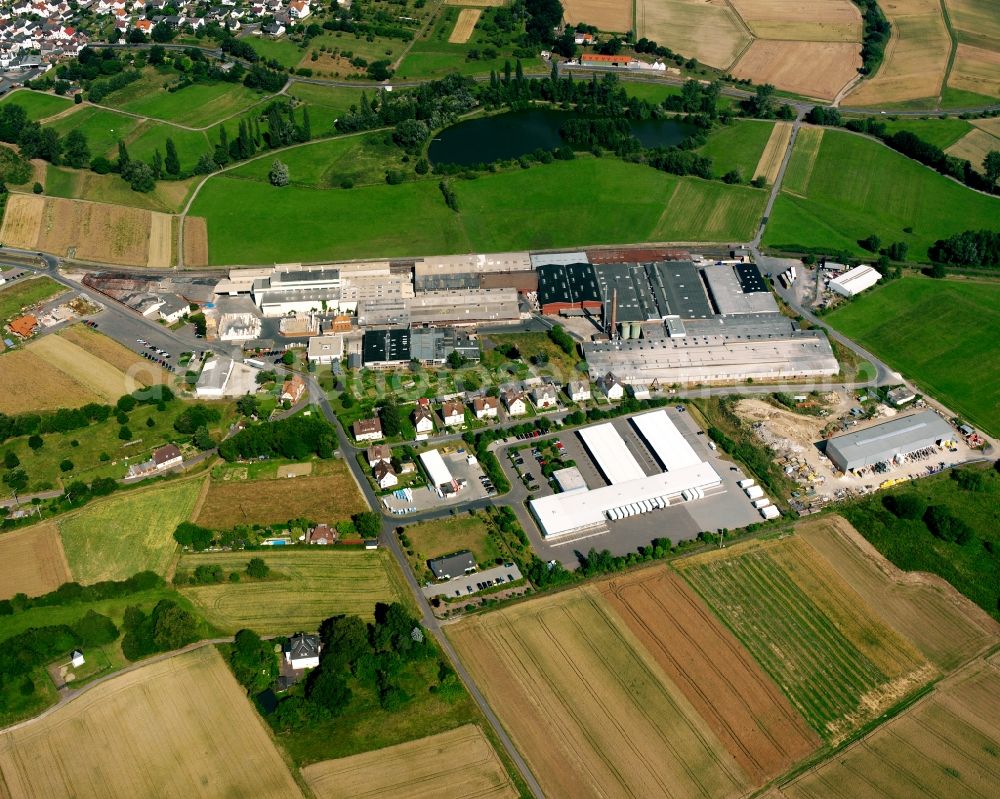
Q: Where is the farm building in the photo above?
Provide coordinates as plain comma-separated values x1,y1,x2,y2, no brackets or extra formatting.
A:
285,633,322,670
887,386,917,407
580,53,634,67
306,335,344,364
420,449,458,496
429,550,476,580
829,265,881,297
825,410,954,472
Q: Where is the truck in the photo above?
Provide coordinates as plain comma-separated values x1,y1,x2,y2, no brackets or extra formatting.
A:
737,478,756,489
745,484,765,500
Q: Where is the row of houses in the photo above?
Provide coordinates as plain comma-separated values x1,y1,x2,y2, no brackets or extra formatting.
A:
117,0,311,39
0,0,86,70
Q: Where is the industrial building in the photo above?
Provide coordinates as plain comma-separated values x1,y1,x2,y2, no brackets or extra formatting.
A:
413,252,532,291
420,449,458,496
362,329,411,368
307,335,344,364
252,264,342,316
829,265,881,297
410,327,480,365
702,264,779,315
537,262,602,315
407,289,521,326
825,410,954,472
529,411,723,538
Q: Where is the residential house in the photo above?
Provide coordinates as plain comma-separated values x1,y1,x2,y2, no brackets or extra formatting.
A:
413,398,435,435
157,293,188,324
532,384,558,409
284,633,321,669
373,461,398,489
8,314,36,338
574,32,594,45
280,374,306,404
261,21,284,36
501,389,527,417
132,17,152,33
307,523,336,544
70,650,85,668
353,417,383,442
595,372,624,401
152,444,182,471
366,444,392,468
567,380,591,403
428,550,476,580
473,395,499,420
442,400,465,428
288,0,310,18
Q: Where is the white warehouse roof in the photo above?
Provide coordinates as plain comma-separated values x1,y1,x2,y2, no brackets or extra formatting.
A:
578,423,647,484
631,410,701,471
530,462,722,539
829,265,881,297
419,449,454,489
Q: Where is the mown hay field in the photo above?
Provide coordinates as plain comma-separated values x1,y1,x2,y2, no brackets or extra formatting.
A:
448,9,481,43
178,549,409,632
946,115,1000,166
562,0,631,32
601,569,820,784
731,40,860,100
443,0,506,6
302,724,517,799
773,655,1000,798
948,43,1000,101
0,349,106,414
753,121,793,183
637,0,751,69
697,120,775,180
183,216,210,267
676,536,932,743
26,334,137,402
847,0,951,105
449,588,749,799
58,324,169,386
59,480,202,583
0,523,71,600
0,647,303,799
193,465,366,528
0,194,173,267
729,0,861,40
797,516,1000,670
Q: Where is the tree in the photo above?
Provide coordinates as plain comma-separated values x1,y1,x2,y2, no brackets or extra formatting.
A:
32,181,42,194
378,400,401,437
984,150,1000,187
747,83,775,118
860,233,882,253
391,119,429,151
281,350,294,365
246,557,270,579
151,600,197,649
3,451,19,469
122,160,155,192
2,468,28,497
318,614,370,670
352,511,381,538
59,459,74,472
173,521,213,551
63,129,90,169
27,434,43,450
151,21,175,43
882,493,925,520
72,610,119,647
268,159,289,187
230,629,277,693
722,169,742,184
236,394,260,417
305,667,352,714
148,45,166,65
117,139,130,171
446,350,467,369
192,425,215,450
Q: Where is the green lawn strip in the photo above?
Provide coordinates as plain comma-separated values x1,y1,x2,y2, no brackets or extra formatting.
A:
622,81,683,104
0,89,73,120
0,276,66,324
697,119,775,179
940,87,1000,108
40,165,78,197
879,117,973,149
58,480,202,583
46,106,144,161
765,129,1000,260
825,278,1000,436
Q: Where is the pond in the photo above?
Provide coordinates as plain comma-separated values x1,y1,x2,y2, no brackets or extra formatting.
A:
428,108,696,166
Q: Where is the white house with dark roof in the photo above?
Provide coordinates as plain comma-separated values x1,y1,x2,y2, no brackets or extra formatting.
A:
285,633,322,669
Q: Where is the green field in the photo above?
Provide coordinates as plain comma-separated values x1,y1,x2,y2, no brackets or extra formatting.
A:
404,515,501,581
177,549,411,632
58,481,202,583
764,129,1000,259
677,537,929,742
0,277,66,324
247,36,307,68
109,81,270,128
698,120,775,179
0,89,73,121
826,277,1000,436
843,463,1000,620
193,155,766,264
880,117,974,149
285,82,367,134
124,121,212,172
46,106,144,162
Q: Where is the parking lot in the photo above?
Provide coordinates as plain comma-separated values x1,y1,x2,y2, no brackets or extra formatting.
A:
422,562,524,599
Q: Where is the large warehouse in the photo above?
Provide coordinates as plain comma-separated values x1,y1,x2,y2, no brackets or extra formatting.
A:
825,410,954,472
829,265,881,297
529,411,722,538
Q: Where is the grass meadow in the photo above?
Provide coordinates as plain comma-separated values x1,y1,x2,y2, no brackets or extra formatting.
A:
880,116,974,149
46,106,144,162
285,82,367,133
764,129,1000,259
697,120,775,179
0,89,73,120
826,277,1000,436
109,81,269,128
404,515,501,581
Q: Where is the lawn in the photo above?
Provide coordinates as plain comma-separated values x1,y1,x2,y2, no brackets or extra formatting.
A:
403,514,502,581
697,119,775,179
0,89,73,120
177,549,411,632
842,463,1000,620
194,155,765,263
826,277,1000,436
248,36,308,68
880,116,974,149
764,128,1000,260
58,480,203,583
111,81,271,128
0,276,66,324
46,106,144,162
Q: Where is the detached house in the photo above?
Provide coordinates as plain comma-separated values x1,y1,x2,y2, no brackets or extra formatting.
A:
373,461,398,489
442,400,465,428
595,372,624,401
288,0,310,19
152,444,182,471
285,633,321,670
353,417,383,442
501,389,527,417
366,444,392,468
280,374,305,404
413,398,435,435
567,380,591,403
473,395,499,420
532,384,558,409
308,524,337,544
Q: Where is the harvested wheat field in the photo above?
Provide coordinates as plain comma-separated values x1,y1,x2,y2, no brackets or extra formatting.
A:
0,646,303,799
601,568,819,784
0,193,44,247
448,9,482,43
638,0,752,69
948,44,1000,101
183,216,210,267
449,588,749,799
147,210,172,267
0,350,105,414
0,523,72,600
194,466,366,529
798,516,1000,670
58,324,168,386
733,40,861,100
848,0,951,105
563,0,631,32
27,334,137,402
774,655,1000,799
753,121,793,183
729,0,862,41
303,724,516,799
677,537,933,743
944,0,1000,51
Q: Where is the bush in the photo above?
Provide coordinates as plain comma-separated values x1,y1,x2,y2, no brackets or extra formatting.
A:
923,505,974,545
882,493,926,520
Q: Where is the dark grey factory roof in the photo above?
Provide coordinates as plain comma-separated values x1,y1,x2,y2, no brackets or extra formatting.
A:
735,263,769,293
825,410,954,470
537,262,602,307
646,261,713,319
363,328,410,364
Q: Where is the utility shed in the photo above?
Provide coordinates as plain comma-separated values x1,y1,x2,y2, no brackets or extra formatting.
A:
825,410,953,472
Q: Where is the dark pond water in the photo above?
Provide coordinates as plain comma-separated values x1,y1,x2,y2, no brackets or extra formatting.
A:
428,109,695,166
